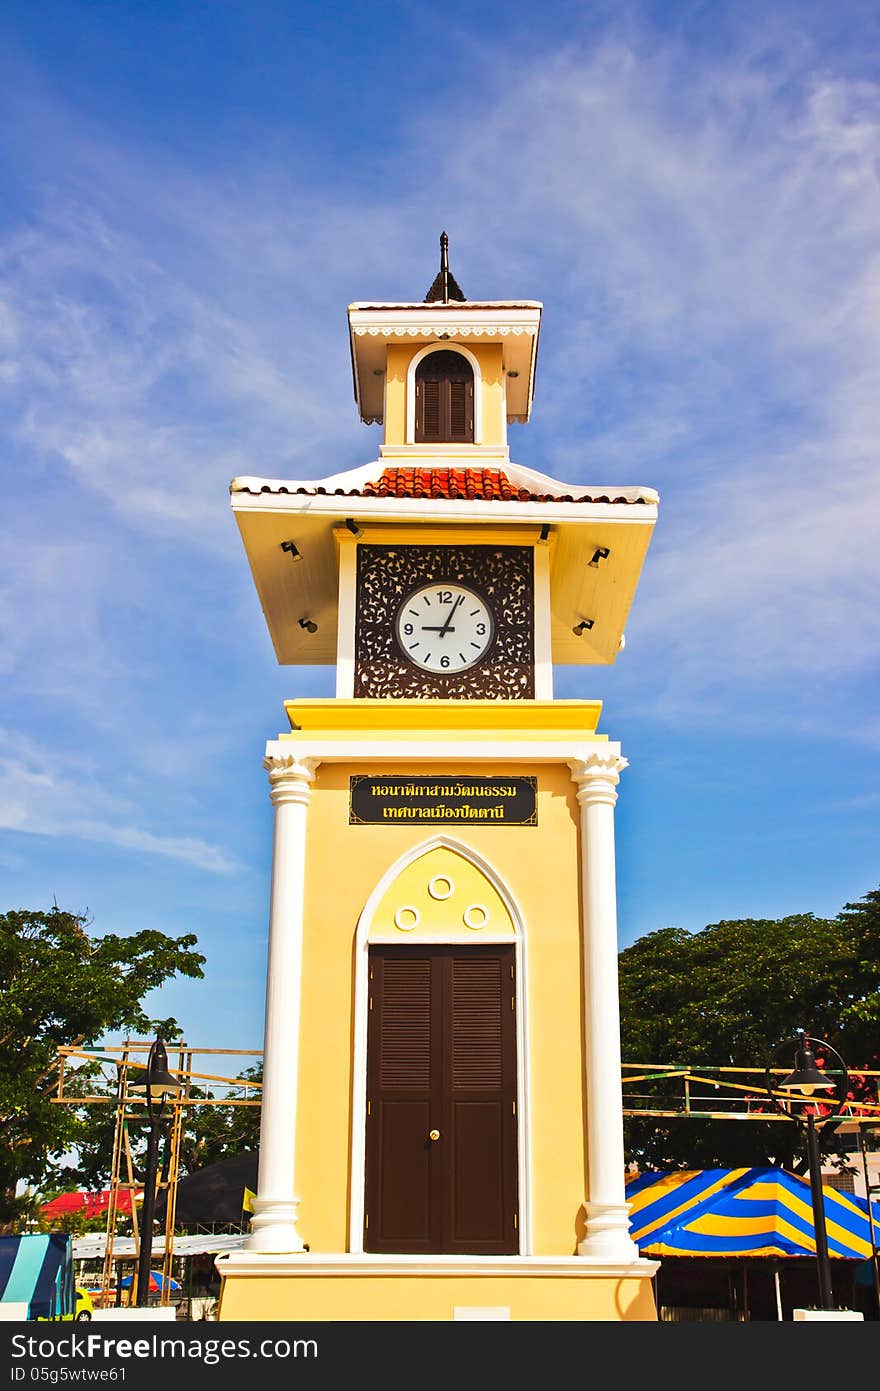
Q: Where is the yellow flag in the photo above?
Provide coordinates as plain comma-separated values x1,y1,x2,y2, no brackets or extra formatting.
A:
242,1187,257,1213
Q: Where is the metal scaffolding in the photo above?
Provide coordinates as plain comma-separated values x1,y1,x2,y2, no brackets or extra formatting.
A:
53,1043,261,1308
622,1060,880,1125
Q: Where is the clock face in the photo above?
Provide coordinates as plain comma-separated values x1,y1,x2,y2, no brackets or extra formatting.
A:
395,582,494,673
354,544,535,700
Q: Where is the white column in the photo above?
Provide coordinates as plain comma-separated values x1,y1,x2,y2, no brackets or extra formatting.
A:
569,751,642,1263
246,753,317,1253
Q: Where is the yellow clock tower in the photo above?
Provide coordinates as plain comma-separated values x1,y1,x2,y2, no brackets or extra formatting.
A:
216,237,660,1321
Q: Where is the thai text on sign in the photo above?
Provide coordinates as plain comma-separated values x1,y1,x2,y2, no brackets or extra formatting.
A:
349,775,538,826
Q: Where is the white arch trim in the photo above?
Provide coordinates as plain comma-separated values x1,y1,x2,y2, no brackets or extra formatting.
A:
405,342,483,445
348,834,532,1254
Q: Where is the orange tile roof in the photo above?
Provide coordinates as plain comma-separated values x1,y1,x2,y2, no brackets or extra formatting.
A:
363,467,528,501
361,467,649,504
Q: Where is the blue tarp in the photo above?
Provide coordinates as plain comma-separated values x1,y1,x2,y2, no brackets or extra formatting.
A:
0,1234,76,1319
627,1167,880,1259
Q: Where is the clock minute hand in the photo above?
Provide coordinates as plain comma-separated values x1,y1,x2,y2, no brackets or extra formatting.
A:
438,594,464,638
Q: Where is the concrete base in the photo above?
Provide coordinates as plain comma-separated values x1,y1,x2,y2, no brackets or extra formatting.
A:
215,1253,659,1322
792,1308,864,1321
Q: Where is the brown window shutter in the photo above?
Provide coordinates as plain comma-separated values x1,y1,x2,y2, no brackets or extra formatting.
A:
421,380,441,441
450,955,504,1088
448,380,469,441
378,956,432,1088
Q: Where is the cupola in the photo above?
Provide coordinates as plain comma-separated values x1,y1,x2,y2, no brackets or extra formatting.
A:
347,233,542,459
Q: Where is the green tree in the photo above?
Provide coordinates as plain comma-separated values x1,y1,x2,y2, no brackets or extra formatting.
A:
0,906,204,1231
619,889,880,1171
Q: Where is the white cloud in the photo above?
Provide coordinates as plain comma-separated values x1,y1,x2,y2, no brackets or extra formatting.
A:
0,734,241,874
423,41,880,703
0,24,878,742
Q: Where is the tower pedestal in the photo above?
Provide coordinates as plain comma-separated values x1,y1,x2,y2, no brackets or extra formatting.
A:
217,1253,656,1322
216,702,657,1323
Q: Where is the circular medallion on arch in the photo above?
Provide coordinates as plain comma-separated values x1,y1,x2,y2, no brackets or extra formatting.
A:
463,903,490,931
393,905,421,932
428,875,455,902
366,845,517,943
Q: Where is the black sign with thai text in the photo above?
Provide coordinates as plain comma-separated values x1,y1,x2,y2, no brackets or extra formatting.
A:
349,775,538,826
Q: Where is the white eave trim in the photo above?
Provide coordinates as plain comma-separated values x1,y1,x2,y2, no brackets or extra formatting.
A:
230,486,657,528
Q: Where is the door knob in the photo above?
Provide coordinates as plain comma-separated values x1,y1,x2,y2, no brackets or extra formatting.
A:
428,1129,440,1141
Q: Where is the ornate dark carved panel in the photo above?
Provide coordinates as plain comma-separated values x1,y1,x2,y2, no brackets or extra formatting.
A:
354,544,535,699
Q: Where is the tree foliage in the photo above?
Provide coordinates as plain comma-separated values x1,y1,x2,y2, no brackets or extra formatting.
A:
0,906,204,1230
619,888,880,1170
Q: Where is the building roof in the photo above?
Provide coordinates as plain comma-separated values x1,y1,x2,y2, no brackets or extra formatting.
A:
71,1233,248,1261
231,461,657,507
230,458,657,667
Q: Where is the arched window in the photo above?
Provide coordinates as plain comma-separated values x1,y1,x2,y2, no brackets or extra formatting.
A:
414,350,474,443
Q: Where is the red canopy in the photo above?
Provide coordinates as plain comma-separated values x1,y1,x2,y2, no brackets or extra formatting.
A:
41,1190,139,1219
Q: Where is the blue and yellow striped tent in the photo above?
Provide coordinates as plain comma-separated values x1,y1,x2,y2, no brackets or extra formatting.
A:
626,1167,880,1259
0,1234,76,1320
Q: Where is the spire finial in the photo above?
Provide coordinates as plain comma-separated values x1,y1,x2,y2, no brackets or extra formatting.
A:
424,231,466,303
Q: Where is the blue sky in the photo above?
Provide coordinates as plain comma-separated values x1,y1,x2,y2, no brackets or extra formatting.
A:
1,1,879,1058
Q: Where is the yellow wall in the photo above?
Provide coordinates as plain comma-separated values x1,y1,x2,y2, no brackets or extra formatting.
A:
294,758,588,1256
383,342,507,446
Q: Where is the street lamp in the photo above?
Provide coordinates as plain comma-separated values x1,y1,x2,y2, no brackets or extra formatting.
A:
764,1030,849,1312
129,1037,182,1307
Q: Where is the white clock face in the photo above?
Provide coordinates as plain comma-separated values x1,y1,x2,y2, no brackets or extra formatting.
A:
395,582,494,673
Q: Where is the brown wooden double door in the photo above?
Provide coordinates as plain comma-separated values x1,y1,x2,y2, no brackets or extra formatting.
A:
364,944,518,1255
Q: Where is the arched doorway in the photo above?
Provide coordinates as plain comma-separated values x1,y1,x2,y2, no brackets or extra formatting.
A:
353,840,527,1255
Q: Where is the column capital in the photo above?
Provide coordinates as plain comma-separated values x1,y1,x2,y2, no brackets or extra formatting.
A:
567,751,628,807
264,754,319,806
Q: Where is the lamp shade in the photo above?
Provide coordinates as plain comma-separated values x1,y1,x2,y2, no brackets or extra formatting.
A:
777,1039,837,1096
128,1040,182,1097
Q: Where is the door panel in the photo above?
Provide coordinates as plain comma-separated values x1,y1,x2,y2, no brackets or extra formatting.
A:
451,1101,508,1246
375,1099,432,1246
365,945,518,1255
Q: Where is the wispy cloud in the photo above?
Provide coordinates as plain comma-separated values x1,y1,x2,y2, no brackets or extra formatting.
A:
0,734,241,874
0,21,878,747
422,39,880,711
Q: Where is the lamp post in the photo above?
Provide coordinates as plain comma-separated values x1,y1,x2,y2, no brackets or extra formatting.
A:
129,1038,182,1307
764,1030,849,1312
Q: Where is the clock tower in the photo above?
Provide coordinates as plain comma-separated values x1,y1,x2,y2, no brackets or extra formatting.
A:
217,237,660,1321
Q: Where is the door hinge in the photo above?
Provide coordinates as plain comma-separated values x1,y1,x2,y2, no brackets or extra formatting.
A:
365,1214,369,1230
512,1101,516,1116
513,1213,518,1230
367,1100,371,1116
